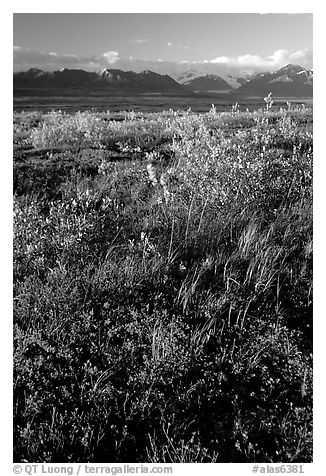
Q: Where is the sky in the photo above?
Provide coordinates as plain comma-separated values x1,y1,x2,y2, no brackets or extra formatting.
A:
13,13,313,75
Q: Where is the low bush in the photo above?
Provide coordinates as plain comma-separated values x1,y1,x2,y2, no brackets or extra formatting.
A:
14,104,313,462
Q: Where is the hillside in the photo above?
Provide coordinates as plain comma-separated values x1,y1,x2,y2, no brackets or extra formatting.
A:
236,64,313,97
183,73,232,91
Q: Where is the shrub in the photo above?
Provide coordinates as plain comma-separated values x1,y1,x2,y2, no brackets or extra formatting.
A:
14,104,313,463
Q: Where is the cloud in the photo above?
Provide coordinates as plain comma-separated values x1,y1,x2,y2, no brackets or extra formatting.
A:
129,38,149,44
167,42,189,49
13,46,313,76
210,49,312,72
209,56,230,64
102,51,120,64
288,48,313,64
13,47,121,71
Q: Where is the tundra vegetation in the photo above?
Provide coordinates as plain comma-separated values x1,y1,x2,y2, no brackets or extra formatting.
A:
13,103,313,463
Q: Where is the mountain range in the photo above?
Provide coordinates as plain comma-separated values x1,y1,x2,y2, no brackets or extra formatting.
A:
13,68,186,92
174,70,246,89
233,64,313,97
13,64,313,97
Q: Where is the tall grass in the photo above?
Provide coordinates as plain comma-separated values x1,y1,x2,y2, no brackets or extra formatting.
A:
14,104,312,463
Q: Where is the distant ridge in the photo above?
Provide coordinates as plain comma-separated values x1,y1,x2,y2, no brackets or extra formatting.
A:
13,64,313,97
235,64,313,97
175,70,202,84
182,73,232,92
13,68,188,93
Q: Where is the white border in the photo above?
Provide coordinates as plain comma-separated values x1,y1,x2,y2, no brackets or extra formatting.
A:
2,3,324,475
